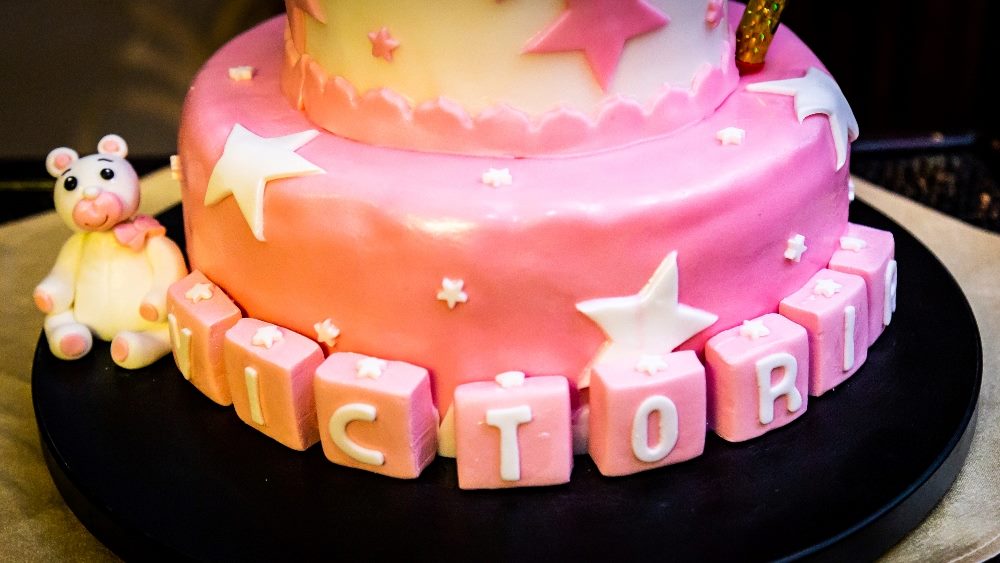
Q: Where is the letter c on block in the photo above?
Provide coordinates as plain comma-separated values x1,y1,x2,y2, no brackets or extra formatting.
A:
329,403,385,466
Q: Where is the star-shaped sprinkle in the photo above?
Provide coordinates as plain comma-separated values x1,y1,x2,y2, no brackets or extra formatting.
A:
524,0,669,91
495,371,526,388
437,278,469,309
356,357,388,379
848,179,856,202
706,0,724,28
747,67,860,171
481,167,513,187
228,65,255,82
251,325,284,349
185,282,214,303
169,154,182,181
813,278,844,298
839,236,868,252
716,127,746,146
313,318,340,347
204,124,323,241
739,319,771,340
785,234,807,262
368,27,400,62
577,251,718,358
635,354,669,375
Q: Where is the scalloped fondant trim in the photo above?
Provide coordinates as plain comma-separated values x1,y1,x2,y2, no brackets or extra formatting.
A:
281,27,738,157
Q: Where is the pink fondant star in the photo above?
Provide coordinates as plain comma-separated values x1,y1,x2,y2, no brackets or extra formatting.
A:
524,0,669,91
368,27,400,62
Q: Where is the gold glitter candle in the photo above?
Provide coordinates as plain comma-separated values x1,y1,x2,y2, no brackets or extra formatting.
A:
736,0,788,74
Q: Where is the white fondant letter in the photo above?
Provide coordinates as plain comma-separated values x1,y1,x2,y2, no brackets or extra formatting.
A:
244,366,265,426
329,403,385,466
844,305,857,371
756,353,803,424
167,313,192,381
485,405,532,482
884,260,898,326
631,395,679,463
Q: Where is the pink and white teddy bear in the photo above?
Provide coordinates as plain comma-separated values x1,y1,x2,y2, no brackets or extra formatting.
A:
34,135,188,369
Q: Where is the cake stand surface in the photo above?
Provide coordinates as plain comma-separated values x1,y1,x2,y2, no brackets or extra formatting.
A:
33,202,981,562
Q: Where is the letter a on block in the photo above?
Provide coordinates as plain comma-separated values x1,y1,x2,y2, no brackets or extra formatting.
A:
756,353,803,425
486,405,533,481
631,395,679,463
329,403,385,466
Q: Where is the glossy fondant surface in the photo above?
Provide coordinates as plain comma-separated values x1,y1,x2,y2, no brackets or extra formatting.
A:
179,14,849,414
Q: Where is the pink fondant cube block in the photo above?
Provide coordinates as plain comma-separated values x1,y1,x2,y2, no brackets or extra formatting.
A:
314,353,438,479
705,313,810,442
223,319,323,451
166,270,242,406
780,269,869,397
454,374,572,489
828,223,897,345
588,351,707,477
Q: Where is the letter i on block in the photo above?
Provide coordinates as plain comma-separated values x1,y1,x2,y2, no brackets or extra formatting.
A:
454,373,572,489
705,314,809,442
166,270,242,405
588,351,706,477
828,223,897,346
223,319,324,450
314,352,438,478
780,269,869,396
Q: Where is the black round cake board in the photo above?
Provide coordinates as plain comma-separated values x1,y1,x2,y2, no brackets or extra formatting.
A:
33,202,982,562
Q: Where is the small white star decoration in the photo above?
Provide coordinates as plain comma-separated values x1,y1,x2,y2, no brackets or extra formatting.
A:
251,325,284,349
204,124,324,241
739,319,771,340
314,318,340,347
185,282,214,304
839,236,868,252
437,278,469,309
356,357,388,379
169,155,182,181
635,354,669,375
813,279,844,298
576,251,718,364
481,167,513,188
228,65,255,82
848,179,856,202
495,371,526,388
785,234,807,262
716,127,746,146
747,67,859,171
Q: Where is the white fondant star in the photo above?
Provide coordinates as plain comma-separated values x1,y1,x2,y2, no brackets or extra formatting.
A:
813,278,844,298
716,127,746,146
635,354,668,375
251,325,284,349
839,236,868,252
313,318,340,347
185,282,214,303
495,371,527,388
228,65,255,81
848,179,856,202
356,357,388,379
169,154,182,181
481,167,513,188
785,234,807,262
576,251,718,358
747,67,859,171
204,124,323,241
437,278,469,309
739,319,771,340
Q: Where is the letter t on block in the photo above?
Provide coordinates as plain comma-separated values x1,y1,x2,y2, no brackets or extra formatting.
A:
485,405,533,481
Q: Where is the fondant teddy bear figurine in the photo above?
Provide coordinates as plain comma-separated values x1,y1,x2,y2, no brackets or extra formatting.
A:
34,135,188,369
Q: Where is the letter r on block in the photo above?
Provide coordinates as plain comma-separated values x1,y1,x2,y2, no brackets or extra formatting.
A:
756,352,803,424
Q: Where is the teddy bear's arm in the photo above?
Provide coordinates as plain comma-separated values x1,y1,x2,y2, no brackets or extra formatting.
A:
34,233,86,314
139,236,188,322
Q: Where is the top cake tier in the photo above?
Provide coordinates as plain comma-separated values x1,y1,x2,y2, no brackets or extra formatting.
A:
282,0,739,156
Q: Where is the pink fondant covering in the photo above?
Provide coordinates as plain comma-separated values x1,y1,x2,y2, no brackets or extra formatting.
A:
178,13,850,419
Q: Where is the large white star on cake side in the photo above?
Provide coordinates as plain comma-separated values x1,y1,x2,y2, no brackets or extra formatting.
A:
577,251,717,368
204,124,323,241
746,67,859,171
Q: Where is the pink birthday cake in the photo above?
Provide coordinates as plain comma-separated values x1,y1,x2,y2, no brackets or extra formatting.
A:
166,0,897,488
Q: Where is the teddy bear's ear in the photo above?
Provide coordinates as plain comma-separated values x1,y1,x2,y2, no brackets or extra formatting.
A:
45,147,79,177
97,134,128,158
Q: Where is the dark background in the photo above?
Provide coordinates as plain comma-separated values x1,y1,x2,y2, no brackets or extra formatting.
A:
2,0,998,228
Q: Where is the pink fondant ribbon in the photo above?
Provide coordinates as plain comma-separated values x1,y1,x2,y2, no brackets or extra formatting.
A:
113,215,166,251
